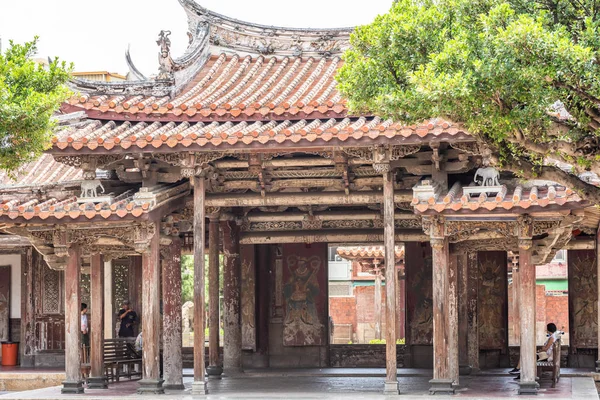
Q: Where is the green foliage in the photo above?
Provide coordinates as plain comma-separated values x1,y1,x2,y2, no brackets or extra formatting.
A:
0,37,72,173
368,338,406,344
180,254,224,305
337,0,600,191
181,254,194,303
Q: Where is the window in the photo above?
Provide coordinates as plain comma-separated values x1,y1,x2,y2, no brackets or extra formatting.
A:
552,250,567,263
328,246,344,262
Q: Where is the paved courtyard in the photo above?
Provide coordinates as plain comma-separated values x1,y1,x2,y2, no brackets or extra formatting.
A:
0,369,597,400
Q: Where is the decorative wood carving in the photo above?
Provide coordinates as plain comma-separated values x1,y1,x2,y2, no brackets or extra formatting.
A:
406,242,433,345
568,250,598,349
478,251,508,351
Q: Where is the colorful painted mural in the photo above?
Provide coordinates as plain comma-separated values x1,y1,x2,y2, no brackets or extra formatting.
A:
282,243,327,346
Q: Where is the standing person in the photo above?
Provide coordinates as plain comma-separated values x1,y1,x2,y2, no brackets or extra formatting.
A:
118,300,137,338
81,303,89,351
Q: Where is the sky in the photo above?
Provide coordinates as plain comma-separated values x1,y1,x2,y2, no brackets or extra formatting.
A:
0,0,392,77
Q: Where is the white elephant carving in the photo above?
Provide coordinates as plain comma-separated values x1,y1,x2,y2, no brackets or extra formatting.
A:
80,180,105,198
474,167,500,187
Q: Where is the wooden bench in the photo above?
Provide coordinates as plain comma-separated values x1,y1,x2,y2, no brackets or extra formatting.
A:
103,338,142,382
537,337,561,388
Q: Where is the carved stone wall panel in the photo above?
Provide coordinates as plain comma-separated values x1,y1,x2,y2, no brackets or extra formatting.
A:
478,251,508,352
282,243,327,346
568,250,598,349
241,245,256,351
405,242,433,345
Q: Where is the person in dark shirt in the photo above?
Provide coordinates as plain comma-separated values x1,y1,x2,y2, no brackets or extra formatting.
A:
118,300,137,338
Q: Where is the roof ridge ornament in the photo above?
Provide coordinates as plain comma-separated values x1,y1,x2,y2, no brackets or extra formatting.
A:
157,30,175,81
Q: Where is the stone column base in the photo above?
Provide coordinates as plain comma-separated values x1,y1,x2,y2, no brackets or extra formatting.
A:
518,380,539,395
223,367,243,377
429,379,455,395
61,380,84,394
207,365,224,379
163,383,185,391
383,381,399,395
192,380,208,395
459,365,472,376
137,379,165,395
87,376,108,389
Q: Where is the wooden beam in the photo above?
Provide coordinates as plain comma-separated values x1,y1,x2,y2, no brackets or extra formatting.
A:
162,237,184,390
205,190,412,207
88,254,107,389
245,211,418,222
240,230,429,245
61,243,83,394
383,170,398,395
192,175,207,395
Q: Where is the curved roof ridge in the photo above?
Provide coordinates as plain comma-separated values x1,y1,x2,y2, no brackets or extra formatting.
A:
179,0,354,33
180,0,352,57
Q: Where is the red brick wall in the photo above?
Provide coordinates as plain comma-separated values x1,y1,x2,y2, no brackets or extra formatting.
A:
329,297,356,326
545,295,569,334
508,282,570,346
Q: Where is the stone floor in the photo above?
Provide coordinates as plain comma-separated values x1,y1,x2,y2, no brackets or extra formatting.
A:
0,370,597,399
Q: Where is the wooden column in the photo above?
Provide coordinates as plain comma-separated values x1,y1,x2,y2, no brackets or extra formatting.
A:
457,253,469,372
62,244,84,394
103,260,114,339
162,236,184,390
518,216,538,395
448,252,459,385
138,228,164,394
207,216,223,377
374,266,382,340
511,256,521,346
88,254,107,389
255,245,270,367
20,247,35,367
398,271,406,341
222,219,242,374
383,170,398,394
466,252,479,372
597,229,600,372
429,217,454,395
192,175,208,395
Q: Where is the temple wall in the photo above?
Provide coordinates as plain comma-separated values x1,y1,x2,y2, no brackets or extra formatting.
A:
567,249,598,367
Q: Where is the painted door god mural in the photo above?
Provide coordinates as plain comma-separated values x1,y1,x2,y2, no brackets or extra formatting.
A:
478,251,508,351
282,243,327,346
568,250,598,349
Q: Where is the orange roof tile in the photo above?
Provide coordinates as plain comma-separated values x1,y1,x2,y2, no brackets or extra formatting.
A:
67,54,347,122
337,246,405,260
52,118,470,152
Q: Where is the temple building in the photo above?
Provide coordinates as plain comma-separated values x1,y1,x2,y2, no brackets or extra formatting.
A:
0,0,599,396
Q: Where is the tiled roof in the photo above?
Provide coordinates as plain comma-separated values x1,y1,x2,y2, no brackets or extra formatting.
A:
0,154,82,187
67,54,347,122
412,181,582,213
337,246,405,260
52,118,471,151
0,182,189,221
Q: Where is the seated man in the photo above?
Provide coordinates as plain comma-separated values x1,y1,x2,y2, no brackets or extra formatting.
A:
510,323,561,380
